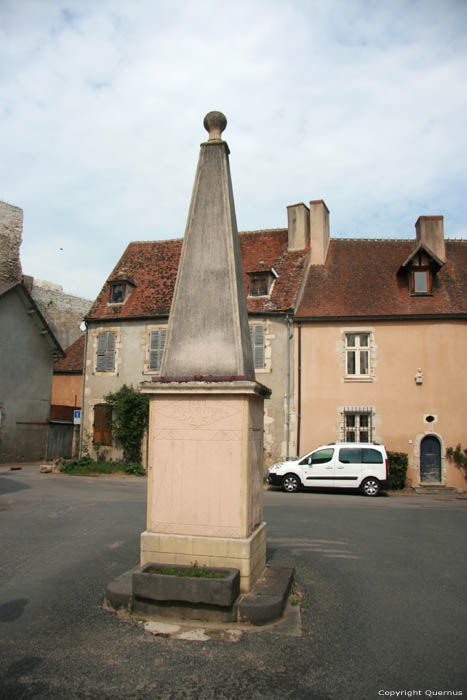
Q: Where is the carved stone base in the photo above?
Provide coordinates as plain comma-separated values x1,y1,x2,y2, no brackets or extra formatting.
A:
140,522,267,593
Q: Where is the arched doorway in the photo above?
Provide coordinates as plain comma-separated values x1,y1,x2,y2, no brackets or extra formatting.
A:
420,435,441,483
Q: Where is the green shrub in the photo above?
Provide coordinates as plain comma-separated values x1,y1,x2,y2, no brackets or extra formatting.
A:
104,385,149,464
60,460,145,476
387,451,408,490
124,462,146,476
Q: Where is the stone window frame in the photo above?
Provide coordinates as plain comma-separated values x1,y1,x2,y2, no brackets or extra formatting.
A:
338,405,377,443
92,327,121,376
339,327,376,382
143,325,167,375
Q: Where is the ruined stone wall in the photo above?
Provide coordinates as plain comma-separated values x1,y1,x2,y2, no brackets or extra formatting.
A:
31,280,92,351
0,201,23,284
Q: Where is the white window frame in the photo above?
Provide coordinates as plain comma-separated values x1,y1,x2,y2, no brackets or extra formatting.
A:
345,332,370,377
340,328,376,382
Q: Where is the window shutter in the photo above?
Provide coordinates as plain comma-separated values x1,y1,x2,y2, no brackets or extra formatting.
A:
105,332,115,371
149,329,167,371
97,331,116,372
249,324,265,369
96,333,107,372
93,404,112,445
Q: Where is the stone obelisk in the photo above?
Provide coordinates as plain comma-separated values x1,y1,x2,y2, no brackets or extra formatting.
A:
140,112,270,592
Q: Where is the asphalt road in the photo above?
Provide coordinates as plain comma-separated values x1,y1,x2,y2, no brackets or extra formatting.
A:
1,466,466,700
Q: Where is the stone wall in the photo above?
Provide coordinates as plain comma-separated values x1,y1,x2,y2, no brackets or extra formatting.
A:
0,201,23,284
30,279,92,350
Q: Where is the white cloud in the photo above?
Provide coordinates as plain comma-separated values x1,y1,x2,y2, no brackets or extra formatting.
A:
0,0,466,298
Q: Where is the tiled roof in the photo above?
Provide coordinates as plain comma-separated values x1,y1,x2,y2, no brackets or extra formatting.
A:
54,334,85,372
86,230,309,321
297,239,467,318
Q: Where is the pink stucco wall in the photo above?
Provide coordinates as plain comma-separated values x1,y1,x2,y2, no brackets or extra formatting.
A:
296,319,467,489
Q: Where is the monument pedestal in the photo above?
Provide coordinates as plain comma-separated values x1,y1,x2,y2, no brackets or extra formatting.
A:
140,379,270,592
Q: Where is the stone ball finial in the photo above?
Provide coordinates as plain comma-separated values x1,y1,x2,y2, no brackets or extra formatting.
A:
203,111,227,141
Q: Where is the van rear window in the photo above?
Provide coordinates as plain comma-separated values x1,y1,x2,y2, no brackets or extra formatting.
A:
362,448,383,464
339,448,361,464
339,448,383,464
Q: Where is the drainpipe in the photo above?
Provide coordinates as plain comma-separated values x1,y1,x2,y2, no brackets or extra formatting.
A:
297,321,302,457
286,314,291,460
78,322,88,458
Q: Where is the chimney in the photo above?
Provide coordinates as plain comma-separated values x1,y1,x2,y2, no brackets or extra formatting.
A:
415,216,446,263
287,203,310,251
309,200,330,265
0,201,23,284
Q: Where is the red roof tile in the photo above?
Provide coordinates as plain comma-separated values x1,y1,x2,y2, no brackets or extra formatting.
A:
86,230,309,321
297,239,467,318
54,334,85,372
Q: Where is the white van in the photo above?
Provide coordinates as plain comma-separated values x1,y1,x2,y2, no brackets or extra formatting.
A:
267,443,388,496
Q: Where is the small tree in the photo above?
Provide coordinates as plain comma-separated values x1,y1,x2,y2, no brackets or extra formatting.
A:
104,385,149,464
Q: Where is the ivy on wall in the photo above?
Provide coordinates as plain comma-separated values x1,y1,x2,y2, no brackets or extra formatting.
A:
446,444,467,476
104,384,149,465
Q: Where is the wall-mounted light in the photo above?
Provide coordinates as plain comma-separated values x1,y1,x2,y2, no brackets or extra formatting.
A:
415,368,423,385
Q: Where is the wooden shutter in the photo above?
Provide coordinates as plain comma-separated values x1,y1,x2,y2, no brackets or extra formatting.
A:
93,404,112,445
149,329,166,371
105,332,115,371
96,332,115,372
249,324,265,369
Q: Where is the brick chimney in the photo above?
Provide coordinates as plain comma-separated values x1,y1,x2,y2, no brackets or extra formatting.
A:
309,200,330,265
0,201,23,284
415,216,446,263
287,203,310,251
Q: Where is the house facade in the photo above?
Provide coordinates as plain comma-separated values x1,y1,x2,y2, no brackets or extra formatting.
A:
294,204,467,489
0,281,63,462
82,223,309,467
81,199,466,489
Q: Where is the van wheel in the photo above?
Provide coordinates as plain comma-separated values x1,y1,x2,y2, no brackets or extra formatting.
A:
282,474,300,493
361,478,381,497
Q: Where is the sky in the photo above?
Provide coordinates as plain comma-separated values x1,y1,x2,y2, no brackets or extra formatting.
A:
1,0,466,301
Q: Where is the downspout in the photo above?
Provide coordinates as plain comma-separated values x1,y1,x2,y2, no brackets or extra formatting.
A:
78,322,88,458
297,321,302,458
286,314,291,460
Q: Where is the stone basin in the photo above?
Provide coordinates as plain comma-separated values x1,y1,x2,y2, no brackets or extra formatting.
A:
132,563,240,607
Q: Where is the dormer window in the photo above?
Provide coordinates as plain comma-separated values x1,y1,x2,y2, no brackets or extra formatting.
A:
108,273,136,305
109,282,126,303
401,243,443,298
248,267,278,297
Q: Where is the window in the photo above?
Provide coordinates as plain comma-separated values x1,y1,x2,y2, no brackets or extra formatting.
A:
249,324,265,369
96,331,116,372
311,448,334,464
345,333,369,377
248,272,273,297
411,269,431,295
362,448,383,464
338,447,383,463
149,328,166,371
109,283,126,303
344,412,372,442
93,404,112,445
